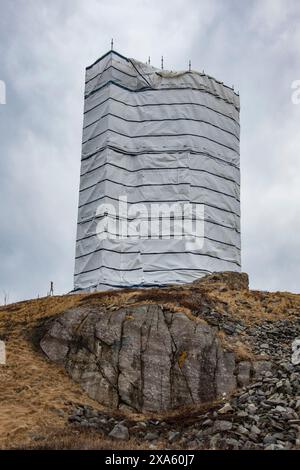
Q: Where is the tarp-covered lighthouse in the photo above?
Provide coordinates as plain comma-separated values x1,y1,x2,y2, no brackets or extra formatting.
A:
74,50,241,292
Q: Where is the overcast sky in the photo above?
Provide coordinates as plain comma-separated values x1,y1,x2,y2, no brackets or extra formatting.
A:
0,0,300,302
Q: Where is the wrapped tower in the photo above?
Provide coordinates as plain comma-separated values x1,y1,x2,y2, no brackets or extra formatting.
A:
74,50,241,291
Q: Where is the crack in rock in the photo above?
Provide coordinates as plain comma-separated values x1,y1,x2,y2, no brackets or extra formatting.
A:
40,304,238,413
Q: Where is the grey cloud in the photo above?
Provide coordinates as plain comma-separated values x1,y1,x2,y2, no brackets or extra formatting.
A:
0,0,299,302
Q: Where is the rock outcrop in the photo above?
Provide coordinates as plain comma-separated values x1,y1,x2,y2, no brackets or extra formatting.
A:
65,315,300,450
40,304,237,413
193,271,249,291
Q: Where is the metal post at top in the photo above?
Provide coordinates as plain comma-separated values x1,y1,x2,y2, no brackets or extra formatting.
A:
189,60,191,72
161,56,164,70
148,56,151,65
111,38,114,50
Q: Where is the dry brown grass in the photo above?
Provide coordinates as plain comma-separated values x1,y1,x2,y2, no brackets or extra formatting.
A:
0,294,107,449
203,288,300,325
217,330,256,362
152,400,223,425
15,428,164,450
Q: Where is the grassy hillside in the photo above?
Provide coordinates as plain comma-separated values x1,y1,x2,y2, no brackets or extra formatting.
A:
1,277,299,449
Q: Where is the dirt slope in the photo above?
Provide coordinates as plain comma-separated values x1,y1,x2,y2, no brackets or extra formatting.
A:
0,294,106,448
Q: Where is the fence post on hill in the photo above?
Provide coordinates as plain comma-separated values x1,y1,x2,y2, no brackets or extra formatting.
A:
2,291,9,306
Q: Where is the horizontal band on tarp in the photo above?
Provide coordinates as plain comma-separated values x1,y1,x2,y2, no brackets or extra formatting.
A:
75,238,241,260
82,128,239,156
79,178,240,203
81,145,240,171
77,213,240,241
78,193,240,219
84,80,240,112
84,95,240,127
75,253,241,277
83,113,239,142
86,64,137,85
73,272,212,291
80,161,240,187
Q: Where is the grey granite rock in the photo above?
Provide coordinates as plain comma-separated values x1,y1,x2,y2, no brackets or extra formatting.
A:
108,423,129,440
41,304,237,413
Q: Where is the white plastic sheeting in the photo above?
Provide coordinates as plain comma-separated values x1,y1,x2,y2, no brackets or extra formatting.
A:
74,50,241,291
